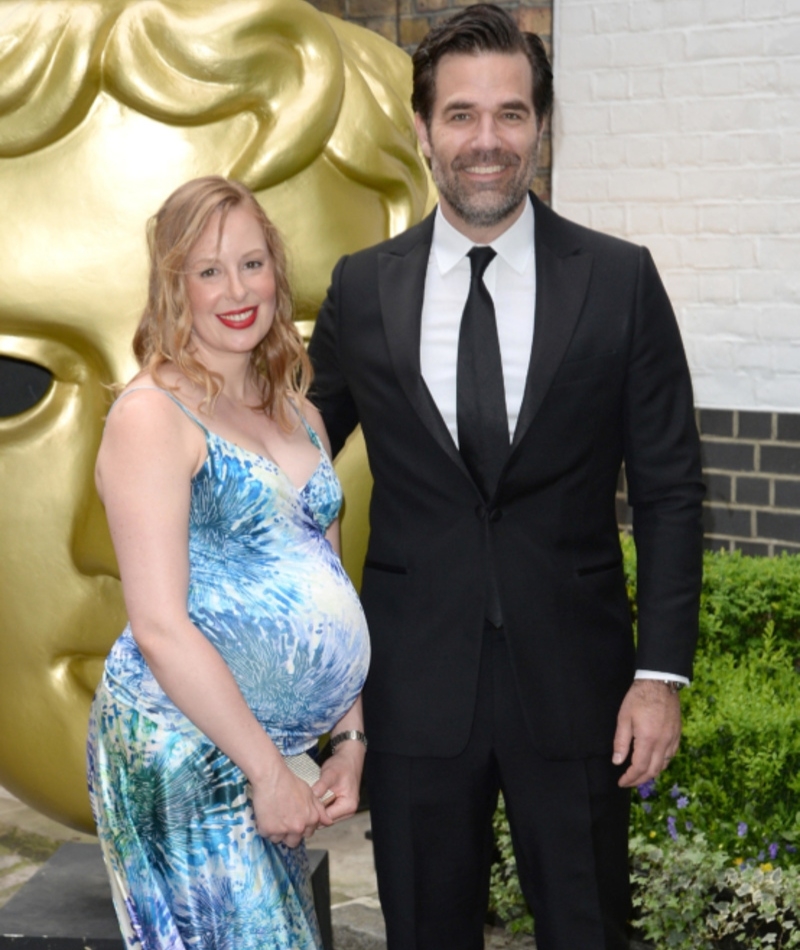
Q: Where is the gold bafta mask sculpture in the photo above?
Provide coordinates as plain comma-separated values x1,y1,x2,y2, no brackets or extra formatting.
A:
0,0,431,831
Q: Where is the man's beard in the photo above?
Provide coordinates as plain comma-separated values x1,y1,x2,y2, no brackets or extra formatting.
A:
430,147,538,229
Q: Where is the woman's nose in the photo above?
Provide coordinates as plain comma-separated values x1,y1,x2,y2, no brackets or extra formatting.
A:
226,268,247,300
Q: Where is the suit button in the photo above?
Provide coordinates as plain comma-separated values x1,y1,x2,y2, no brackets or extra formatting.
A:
475,505,486,520
489,508,503,523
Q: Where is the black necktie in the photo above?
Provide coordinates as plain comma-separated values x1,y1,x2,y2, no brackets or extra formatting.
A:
457,246,509,499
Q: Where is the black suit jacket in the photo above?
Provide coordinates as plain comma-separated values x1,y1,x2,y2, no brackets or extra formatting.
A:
309,194,704,760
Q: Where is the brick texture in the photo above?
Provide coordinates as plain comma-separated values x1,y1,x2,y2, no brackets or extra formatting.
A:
552,0,800,413
307,0,800,558
618,410,800,554
556,0,800,556
306,0,554,203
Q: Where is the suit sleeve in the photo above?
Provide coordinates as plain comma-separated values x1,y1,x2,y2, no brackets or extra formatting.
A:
624,247,705,679
308,256,360,458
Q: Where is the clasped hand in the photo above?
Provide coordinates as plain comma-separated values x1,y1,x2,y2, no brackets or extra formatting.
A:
250,766,333,849
250,744,365,848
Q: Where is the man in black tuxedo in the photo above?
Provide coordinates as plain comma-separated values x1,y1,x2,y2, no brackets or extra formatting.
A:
309,5,704,948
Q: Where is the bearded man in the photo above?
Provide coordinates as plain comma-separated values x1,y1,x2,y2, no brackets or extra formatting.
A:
309,5,704,948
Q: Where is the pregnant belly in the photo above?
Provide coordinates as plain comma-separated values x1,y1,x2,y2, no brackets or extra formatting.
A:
189,558,370,754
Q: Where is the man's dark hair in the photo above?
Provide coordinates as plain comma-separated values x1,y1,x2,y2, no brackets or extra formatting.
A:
411,3,553,128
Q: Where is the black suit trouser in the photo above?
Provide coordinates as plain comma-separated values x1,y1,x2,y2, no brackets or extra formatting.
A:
365,625,631,950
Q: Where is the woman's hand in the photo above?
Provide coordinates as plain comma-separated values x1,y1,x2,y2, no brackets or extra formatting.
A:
313,696,366,822
313,739,365,823
251,764,333,848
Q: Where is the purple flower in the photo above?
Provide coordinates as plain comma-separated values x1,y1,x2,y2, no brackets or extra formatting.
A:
667,816,678,841
643,803,652,814
638,778,656,800
737,822,748,838
786,845,797,854
670,784,681,799
769,843,779,860
677,796,689,810
685,821,694,831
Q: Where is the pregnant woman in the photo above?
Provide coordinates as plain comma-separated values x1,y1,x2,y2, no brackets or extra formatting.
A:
87,176,370,949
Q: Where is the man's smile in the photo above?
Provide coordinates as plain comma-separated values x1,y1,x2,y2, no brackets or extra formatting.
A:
464,164,507,175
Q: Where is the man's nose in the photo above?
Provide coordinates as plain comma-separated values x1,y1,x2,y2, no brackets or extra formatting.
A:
472,115,503,150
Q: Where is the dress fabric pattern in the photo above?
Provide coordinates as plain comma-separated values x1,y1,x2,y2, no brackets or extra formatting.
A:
87,391,370,950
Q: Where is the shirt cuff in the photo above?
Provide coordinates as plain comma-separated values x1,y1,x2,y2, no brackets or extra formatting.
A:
635,669,691,686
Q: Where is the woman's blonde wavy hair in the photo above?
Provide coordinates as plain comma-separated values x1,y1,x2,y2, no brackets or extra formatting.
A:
133,176,311,428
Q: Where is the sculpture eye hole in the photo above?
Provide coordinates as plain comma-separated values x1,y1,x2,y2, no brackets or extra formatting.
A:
0,356,53,418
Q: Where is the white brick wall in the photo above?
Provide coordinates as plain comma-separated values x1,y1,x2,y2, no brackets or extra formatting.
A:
552,0,800,410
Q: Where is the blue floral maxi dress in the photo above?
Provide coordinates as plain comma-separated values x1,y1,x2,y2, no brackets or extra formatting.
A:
87,390,370,950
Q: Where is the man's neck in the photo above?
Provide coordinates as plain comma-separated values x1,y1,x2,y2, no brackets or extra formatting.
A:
437,195,528,244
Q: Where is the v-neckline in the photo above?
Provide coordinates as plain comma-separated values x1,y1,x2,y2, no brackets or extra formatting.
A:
204,428,325,495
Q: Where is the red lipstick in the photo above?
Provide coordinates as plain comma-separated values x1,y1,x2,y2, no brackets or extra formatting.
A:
216,306,257,329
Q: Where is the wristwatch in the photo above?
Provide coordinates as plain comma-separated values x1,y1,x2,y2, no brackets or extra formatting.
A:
330,729,368,752
661,680,685,695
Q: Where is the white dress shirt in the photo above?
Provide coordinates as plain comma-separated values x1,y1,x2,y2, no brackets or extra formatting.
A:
420,201,535,446
418,200,687,687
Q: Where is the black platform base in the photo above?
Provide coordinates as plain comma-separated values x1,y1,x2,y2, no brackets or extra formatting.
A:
0,842,331,950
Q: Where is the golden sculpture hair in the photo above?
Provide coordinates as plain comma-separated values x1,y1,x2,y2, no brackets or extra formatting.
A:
133,176,312,427
0,0,428,234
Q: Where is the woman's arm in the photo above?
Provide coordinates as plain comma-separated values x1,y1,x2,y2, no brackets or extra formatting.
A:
302,397,367,819
97,389,331,846
314,695,366,822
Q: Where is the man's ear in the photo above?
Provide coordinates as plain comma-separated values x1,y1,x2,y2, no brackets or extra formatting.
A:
413,113,432,160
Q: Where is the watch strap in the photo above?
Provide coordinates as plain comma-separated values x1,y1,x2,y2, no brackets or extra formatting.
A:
330,729,368,751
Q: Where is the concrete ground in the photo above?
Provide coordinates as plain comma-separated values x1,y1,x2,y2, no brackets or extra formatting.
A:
0,784,537,948
0,785,96,908
1,786,658,948
0,786,656,948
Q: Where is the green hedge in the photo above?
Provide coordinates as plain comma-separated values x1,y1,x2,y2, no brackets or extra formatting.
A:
621,535,800,661
490,545,800,943
631,623,800,862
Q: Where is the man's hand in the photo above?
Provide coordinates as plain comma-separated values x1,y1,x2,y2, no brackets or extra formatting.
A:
613,679,681,788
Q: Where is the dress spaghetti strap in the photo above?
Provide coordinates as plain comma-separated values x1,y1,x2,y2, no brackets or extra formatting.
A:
111,386,210,436
287,398,326,455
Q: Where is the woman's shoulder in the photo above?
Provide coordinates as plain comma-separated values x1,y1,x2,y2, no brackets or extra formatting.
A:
108,372,205,439
295,396,332,456
97,372,208,487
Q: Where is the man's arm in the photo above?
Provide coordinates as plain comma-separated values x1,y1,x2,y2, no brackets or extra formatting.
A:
614,246,705,787
308,256,361,457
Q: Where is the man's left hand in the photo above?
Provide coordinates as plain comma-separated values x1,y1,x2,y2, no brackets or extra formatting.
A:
612,679,681,788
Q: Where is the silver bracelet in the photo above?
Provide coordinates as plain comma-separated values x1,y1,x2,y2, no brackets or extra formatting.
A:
330,729,368,752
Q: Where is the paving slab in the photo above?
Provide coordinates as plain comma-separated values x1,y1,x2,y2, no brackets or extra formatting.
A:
0,788,653,949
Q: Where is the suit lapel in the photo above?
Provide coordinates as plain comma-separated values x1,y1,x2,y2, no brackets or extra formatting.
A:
377,199,594,482
378,219,469,475
511,199,594,451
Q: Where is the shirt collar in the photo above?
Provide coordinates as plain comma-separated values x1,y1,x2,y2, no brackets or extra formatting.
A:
431,195,535,276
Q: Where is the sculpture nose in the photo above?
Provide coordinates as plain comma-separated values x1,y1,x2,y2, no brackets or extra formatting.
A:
72,482,120,580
